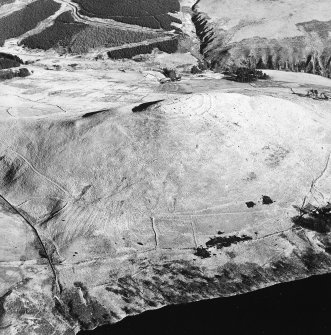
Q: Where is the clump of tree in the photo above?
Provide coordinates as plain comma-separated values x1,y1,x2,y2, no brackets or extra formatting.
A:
290,88,329,100
194,246,211,259
161,68,181,82
191,60,209,74
191,65,202,74
224,66,269,83
0,68,31,80
0,52,23,69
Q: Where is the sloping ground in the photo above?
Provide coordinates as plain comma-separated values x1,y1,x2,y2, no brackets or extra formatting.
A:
0,0,61,46
0,0,15,5
1,81,331,333
191,0,331,77
72,0,181,31
0,0,181,57
20,11,161,54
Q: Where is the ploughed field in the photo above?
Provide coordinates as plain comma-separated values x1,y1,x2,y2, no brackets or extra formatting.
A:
73,0,181,30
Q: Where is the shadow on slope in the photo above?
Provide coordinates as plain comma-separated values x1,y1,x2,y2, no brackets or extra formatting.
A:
79,273,331,335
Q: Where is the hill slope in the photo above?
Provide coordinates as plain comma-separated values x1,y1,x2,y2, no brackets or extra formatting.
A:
191,0,331,76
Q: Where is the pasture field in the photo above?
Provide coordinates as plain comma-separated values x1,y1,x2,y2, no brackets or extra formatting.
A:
0,0,61,45
73,0,181,30
21,11,160,53
107,38,179,59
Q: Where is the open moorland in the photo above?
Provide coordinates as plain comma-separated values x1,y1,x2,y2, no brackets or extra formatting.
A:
0,58,331,334
73,0,182,30
1,1,331,335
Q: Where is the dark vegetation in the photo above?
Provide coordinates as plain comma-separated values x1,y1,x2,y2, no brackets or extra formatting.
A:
0,0,61,46
245,201,256,208
190,60,209,74
194,246,211,258
0,68,30,80
107,39,178,59
291,88,329,100
70,27,159,54
206,234,252,249
194,232,253,258
262,195,274,205
162,68,181,81
73,0,181,30
208,35,331,78
292,203,331,234
0,0,15,5
191,10,215,54
21,11,85,51
190,65,202,74
132,100,164,113
21,11,159,53
224,67,269,83
0,52,23,69
82,109,108,118
56,282,113,330
79,273,331,335
192,12,331,78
